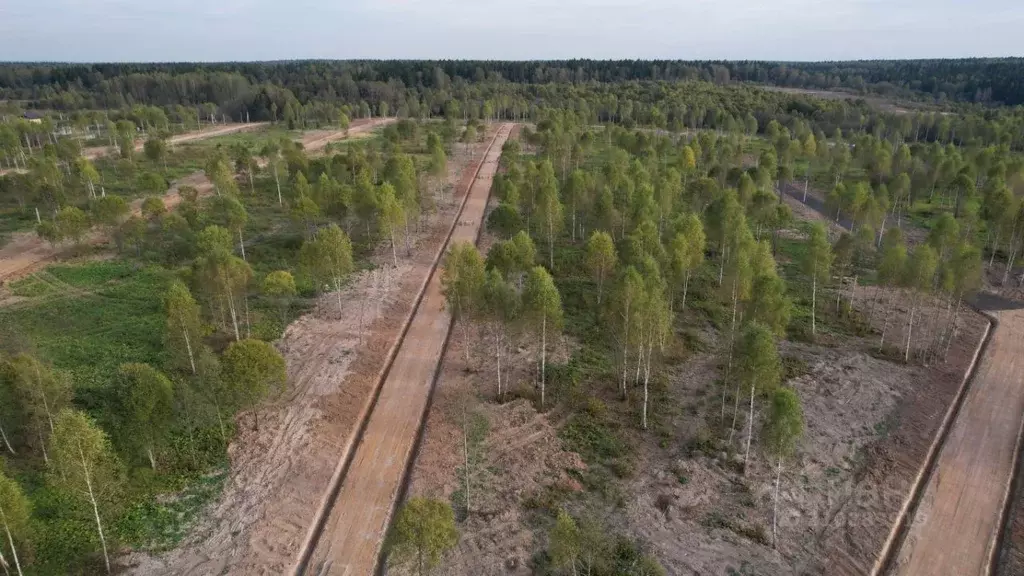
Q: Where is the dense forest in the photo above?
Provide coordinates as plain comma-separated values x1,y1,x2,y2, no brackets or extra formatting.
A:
2,58,1024,113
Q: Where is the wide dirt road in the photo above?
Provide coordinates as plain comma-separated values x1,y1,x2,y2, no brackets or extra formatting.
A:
82,122,268,160
892,307,1024,575
298,117,395,153
303,123,513,576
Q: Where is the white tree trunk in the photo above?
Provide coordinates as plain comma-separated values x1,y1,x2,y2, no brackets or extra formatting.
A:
744,383,755,473
495,327,502,400
0,425,14,455
540,315,547,408
1,507,24,576
228,293,241,342
274,166,282,206
811,266,817,335
905,299,916,363
238,229,246,262
773,457,782,549
80,445,111,575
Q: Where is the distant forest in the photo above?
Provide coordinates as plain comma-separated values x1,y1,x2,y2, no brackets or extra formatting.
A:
2,59,1024,113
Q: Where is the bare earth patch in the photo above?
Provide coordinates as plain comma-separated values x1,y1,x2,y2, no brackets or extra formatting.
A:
122,128,498,575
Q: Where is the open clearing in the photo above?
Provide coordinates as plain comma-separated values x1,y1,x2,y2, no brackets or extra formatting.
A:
302,123,514,575
81,122,269,160
123,127,505,575
297,117,395,152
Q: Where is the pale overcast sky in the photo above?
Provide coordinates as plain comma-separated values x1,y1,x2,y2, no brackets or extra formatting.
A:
1,0,1022,62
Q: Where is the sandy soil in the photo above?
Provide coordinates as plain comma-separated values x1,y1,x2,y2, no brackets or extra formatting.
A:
401,322,582,576
304,124,514,575
892,307,1024,576
81,122,269,160
397,284,989,576
297,117,395,153
122,126,503,575
393,179,992,576
0,171,214,285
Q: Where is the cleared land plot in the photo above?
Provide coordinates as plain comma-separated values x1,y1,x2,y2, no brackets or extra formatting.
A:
81,122,269,160
123,127,503,575
892,307,1024,576
304,123,514,576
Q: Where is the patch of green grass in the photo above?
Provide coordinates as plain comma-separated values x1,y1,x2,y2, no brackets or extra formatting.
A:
0,261,171,402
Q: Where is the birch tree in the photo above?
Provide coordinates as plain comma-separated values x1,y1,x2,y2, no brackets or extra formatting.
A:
164,280,203,375
260,142,286,206
901,244,938,363
386,497,459,576
1,355,71,463
300,224,354,314
610,266,645,401
48,410,123,575
803,223,833,336
524,266,563,409
585,231,617,305
262,270,297,325
111,363,174,470
377,182,405,267
536,160,565,270
482,269,519,400
763,387,804,549
0,471,29,576
194,226,252,341
668,213,705,311
220,339,287,431
208,195,249,261
441,242,486,366
636,258,671,430
737,323,781,471
877,230,907,350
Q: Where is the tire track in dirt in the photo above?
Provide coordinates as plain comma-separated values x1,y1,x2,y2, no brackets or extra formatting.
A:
297,124,514,576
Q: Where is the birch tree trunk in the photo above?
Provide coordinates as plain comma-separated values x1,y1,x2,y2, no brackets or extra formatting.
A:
773,457,782,549
904,297,917,363
80,445,111,575
0,506,24,576
0,425,13,455
743,382,755,472
540,315,547,409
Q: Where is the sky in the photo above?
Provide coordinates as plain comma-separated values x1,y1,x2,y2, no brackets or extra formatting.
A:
0,0,1022,62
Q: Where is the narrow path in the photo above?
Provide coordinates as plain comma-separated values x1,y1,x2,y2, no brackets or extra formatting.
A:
299,123,513,576
890,307,1024,576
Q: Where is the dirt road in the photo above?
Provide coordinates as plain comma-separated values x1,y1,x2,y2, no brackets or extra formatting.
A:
301,123,513,576
297,117,395,153
888,307,1024,575
0,172,213,284
81,122,268,160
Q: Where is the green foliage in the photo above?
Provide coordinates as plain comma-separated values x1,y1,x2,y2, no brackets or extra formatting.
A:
110,363,175,468
386,497,459,576
220,339,286,420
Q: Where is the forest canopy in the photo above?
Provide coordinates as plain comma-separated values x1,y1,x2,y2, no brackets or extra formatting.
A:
2,58,1024,112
